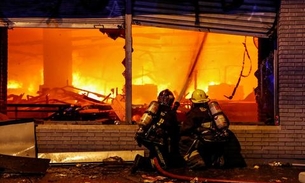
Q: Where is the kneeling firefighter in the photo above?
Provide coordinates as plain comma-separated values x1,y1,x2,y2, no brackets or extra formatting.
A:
132,89,184,173
179,89,230,169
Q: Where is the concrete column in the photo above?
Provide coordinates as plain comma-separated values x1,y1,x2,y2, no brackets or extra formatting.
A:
42,29,72,90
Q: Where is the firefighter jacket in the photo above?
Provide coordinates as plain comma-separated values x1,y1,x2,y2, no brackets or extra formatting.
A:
180,104,213,136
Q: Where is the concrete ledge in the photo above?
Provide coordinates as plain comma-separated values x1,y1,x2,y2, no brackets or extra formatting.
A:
38,150,144,163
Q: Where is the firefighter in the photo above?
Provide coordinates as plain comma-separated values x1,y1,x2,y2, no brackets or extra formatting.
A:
131,89,184,173
179,89,230,170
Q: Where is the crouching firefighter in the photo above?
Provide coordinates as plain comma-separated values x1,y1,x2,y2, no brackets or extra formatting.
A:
179,89,230,170
131,89,184,173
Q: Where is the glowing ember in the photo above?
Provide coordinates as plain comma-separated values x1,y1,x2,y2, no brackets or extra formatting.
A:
7,80,22,89
72,72,110,101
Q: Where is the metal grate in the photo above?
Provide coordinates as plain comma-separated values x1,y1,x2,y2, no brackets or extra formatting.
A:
133,0,279,38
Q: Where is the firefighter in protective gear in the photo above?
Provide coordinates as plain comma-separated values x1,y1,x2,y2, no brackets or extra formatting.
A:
190,89,210,103
179,89,230,170
132,89,184,173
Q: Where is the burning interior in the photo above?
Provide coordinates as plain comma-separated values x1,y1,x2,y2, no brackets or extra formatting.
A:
5,26,275,124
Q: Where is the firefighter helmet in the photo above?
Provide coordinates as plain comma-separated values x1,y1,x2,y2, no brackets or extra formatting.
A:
190,89,210,103
157,89,175,107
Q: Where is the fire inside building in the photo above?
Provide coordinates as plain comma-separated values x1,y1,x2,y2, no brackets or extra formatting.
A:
3,27,275,125
0,0,278,126
7,1,305,182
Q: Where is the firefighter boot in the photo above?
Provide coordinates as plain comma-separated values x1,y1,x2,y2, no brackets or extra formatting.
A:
130,154,154,174
184,150,206,169
131,154,143,174
212,155,225,168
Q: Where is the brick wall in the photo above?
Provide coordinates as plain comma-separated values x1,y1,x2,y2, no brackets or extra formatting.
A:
277,0,305,160
35,0,305,165
35,124,303,165
36,124,144,153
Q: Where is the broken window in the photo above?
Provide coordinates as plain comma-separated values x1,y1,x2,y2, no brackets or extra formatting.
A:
6,27,277,125
255,37,277,125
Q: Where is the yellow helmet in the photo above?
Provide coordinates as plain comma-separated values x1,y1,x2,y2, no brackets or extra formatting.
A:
190,89,210,103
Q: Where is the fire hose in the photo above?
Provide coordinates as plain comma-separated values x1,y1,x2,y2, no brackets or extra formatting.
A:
153,157,271,183
176,33,208,103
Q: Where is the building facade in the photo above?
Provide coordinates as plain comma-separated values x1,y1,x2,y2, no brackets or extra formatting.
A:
0,0,304,164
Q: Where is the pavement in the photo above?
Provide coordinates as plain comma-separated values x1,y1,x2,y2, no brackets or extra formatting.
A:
1,161,305,183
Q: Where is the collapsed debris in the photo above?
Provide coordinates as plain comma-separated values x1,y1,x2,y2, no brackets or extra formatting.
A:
6,85,123,124
6,84,259,124
0,154,50,174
